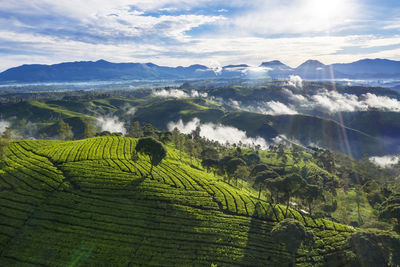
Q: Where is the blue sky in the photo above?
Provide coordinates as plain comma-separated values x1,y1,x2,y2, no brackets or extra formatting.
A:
0,0,399,71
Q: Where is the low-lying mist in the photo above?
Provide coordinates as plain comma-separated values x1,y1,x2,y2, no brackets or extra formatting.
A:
369,155,400,168
96,116,127,135
167,118,268,149
0,120,10,135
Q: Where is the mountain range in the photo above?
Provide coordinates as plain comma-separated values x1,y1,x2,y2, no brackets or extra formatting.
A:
1,58,400,83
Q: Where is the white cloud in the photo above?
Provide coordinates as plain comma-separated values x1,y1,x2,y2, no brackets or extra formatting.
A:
286,75,303,88
369,155,400,168
96,116,127,135
258,101,298,115
153,89,208,98
0,120,10,135
126,106,137,115
309,90,365,113
190,90,208,98
285,89,400,113
229,0,359,35
154,89,189,98
362,93,400,112
167,118,268,148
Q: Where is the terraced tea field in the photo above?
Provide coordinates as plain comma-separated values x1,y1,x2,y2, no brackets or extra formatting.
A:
0,137,355,266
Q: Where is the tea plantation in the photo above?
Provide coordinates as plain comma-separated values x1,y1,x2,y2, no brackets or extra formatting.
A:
0,137,364,266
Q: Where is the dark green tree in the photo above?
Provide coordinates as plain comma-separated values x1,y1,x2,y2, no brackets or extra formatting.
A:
268,174,305,216
225,158,246,184
201,147,219,161
142,123,156,138
250,164,268,177
382,193,400,232
0,129,10,167
201,159,219,173
135,137,166,178
83,118,96,138
271,218,314,267
299,184,324,215
350,230,400,266
233,165,250,186
254,170,280,200
58,120,74,140
128,121,143,138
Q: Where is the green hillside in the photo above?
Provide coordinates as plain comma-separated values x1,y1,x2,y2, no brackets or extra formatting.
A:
0,136,387,266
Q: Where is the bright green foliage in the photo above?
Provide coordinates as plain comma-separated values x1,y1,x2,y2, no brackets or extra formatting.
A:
135,137,167,177
0,137,391,266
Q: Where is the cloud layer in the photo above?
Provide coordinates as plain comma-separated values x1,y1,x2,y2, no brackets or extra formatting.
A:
369,155,400,168
0,120,10,135
154,89,207,98
167,118,267,148
96,116,127,135
285,89,400,113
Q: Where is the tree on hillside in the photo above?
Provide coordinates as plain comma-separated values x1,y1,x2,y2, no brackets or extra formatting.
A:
320,150,335,173
185,139,195,163
201,158,219,173
128,121,143,138
250,164,268,177
172,128,185,159
135,137,166,178
58,120,74,140
0,129,11,167
83,118,96,138
271,218,314,267
201,147,219,161
225,158,246,184
142,123,156,138
268,174,305,216
254,170,280,200
244,153,260,166
349,230,400,266
382,193,400,233
233,165,250,186
298,184,324,215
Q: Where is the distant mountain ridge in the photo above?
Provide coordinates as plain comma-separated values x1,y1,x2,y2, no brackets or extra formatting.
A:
1,58,400,83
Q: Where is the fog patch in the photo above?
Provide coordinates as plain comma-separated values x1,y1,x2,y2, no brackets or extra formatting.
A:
125,107,137,115
258,101,298,115
153,89,208,99
154,89,188,98
190,90,208,98
0,120,10,135
362,93,400,112
96,116,126,135
167,118,267,149
369,155,400,168
285,89,400,113
309,90,365,113
286,75,303,88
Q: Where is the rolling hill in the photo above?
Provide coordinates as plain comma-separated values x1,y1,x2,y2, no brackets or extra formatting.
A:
1,58,399,83
0,136,368,266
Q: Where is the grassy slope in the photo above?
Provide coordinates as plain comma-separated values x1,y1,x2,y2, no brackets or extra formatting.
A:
0,137,356,266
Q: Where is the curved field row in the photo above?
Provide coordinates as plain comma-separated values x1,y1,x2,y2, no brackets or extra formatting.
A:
0,138,354,266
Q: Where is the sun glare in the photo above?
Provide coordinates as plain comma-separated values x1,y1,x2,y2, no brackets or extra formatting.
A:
305,0,351,27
